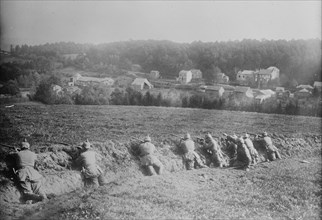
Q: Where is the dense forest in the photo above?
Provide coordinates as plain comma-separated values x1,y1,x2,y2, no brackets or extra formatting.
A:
2,39,321,86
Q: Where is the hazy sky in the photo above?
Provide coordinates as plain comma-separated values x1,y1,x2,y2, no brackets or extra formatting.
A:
0,1,321,49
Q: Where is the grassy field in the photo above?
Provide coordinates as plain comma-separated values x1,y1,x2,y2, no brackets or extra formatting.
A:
0,104,321,219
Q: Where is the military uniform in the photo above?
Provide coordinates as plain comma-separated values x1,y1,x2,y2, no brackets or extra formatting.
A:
232,137,252,171
180,133,207,170
138,136,164,175
77,141,106,187
203,134,226,168
244,134,260,165
262,133,281,161
13,142,47,203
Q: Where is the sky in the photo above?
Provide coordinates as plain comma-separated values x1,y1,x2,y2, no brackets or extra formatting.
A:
0,1,321,50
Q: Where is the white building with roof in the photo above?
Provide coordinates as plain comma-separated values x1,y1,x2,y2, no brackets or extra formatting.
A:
131,78,153,90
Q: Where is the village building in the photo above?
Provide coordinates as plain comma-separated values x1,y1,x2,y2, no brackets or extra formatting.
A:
205,85,225,98
220,84,235,98
254,89,275,104
131,78,153,90
217,73,229,83
295,88,312,99
197,85,207,93
234,86,254,99
178,70,193,84
296,85,314,91
313,81,322,93
255,66,280,88
190,69,203,79
236,70,256,85
149,70,160,79
275,87,285,98
52,85,63,96
69,73,114,87
65,86,81,95
62,53,81,60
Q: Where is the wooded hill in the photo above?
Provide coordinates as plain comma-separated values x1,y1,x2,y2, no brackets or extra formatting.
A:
3,39,321,86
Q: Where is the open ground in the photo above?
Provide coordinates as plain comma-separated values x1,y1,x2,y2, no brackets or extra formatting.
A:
0,104,321,219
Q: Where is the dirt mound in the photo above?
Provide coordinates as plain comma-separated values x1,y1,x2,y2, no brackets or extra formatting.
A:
0,135,321,219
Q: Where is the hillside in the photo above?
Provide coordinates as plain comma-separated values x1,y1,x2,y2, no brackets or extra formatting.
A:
0,105,321,219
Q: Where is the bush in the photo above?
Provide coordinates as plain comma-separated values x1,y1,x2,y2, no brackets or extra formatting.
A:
75,84,111,105
0,80,20,95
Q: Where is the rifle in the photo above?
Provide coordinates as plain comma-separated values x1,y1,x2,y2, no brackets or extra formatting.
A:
130,136,143,142
0,143,18,151
170,134,183,139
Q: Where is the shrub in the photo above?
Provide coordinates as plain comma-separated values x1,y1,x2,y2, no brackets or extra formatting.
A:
0,80,20,95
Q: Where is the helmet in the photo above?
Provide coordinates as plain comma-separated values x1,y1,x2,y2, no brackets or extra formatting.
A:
262,132,268,137
231,134,238,139
244,133,250,138
82,140,91,149
21,141,30,149
205,133,212,139
238,137,245,144
144,136,151,142
184,133,191,140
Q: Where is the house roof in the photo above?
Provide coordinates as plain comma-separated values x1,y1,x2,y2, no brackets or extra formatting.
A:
179,70,191,75
298,88,311,93
255,94,271,100
276,87,285,92
257,69,272,75
314,81,322,87
235,86,251,93
239,70,254,75
219,84,235,90
131,78,153,87
190,69,202,74
267,66,279,72
78,76,114,83
260,89,275,96
297,85,314,90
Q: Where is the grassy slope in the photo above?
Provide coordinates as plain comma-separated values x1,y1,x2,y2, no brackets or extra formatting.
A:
0,105,321,219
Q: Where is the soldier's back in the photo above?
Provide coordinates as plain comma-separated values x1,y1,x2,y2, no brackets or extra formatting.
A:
139,142,156,156
16,150,37,168
80,150,97,168
181,139,195,153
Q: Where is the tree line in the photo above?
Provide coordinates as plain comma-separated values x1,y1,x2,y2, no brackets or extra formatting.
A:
3,39,321,87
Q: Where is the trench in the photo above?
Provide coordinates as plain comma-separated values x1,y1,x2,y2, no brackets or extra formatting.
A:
0,135,321,217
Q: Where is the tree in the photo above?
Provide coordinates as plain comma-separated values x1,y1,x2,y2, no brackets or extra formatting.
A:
0,80,20,95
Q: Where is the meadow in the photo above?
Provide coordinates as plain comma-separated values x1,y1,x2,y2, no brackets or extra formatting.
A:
0,104,321,219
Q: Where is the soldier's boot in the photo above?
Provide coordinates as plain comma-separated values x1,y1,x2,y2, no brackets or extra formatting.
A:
24,192,43,202
156,165,164,175
186,161,194,170
275,151,282,159
146,165,156,176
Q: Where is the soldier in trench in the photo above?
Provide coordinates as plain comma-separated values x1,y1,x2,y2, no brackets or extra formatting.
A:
179,133,208,170
224,134,252,171
243,133,260,165
259,132,282,161
9,140,48,203
138,135,164,175
201,133,227,168
76,140,107,187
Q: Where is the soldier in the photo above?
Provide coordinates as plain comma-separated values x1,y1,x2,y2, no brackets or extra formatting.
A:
234,137,252,171
179,133,208,170
261,132,282,161
223,133,238,159
11,140,47,203
76,140,107,187
202,133,226,168
224,134,251,171
138,136,164,176
244,133,260,165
